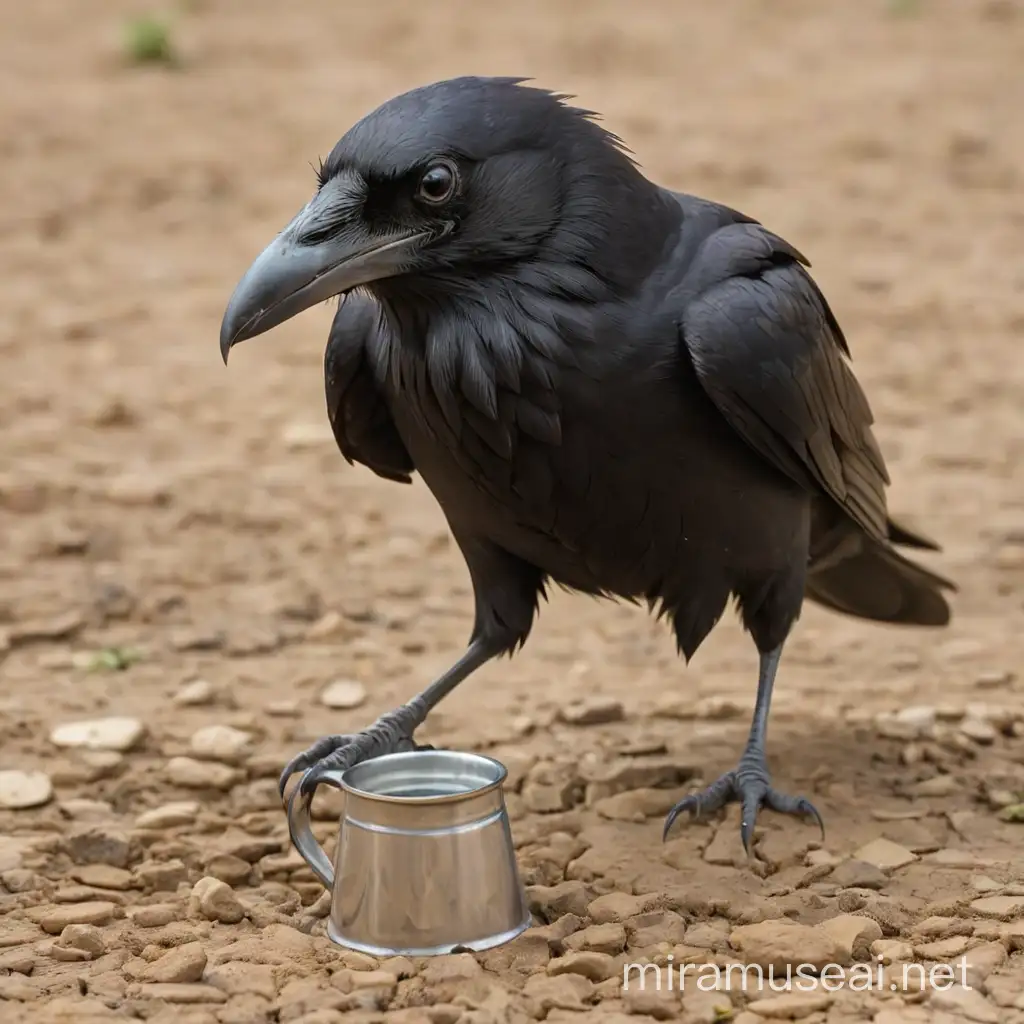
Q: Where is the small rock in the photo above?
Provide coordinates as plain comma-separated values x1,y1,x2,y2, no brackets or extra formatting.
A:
166,756,239,790
929,985,1000,1023
961,716,998,744
557,698,624,726
135,801,200,829
205,853,252,886
915,935,970,958
910,774,960,797
420,953,481,986
128,904,180,928
143,942,208,983
135,983,228,1004
747,991,833,1019
565,922,627,955
0,770,53,809
59,798,115,820
72,864,133,890
56,923,106,958
818,914,883,962
265,700,300,717
319,679,366,709
547,950,617,982
872,938,914,963
50,717,145,752
729,919,841,972
191,725,252,764
206,961,278,999
593,788,679,822
192,876,245,924
959,940,1007,987
829,859,888,890
174,679,215,706
39,901,117,934
527,881,591,922
971,895,1024,919
67,826,132,868
621,984,678,1020
853,838,918,871
134,858,188,892
588,892,659,924
523,972,594,1012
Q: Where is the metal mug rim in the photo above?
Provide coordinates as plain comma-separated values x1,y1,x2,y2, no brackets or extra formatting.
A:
339,748,508,805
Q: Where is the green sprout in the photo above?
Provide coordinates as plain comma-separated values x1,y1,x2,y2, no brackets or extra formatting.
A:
74,646,144,672
123,14,177,66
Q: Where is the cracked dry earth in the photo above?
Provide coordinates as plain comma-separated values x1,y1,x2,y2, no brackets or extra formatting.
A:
2,1,1024,1022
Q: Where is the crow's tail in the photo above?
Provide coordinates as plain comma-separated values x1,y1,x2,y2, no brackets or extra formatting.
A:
806,514,955,627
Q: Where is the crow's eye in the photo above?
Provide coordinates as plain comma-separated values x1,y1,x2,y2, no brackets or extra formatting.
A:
417,162,458,205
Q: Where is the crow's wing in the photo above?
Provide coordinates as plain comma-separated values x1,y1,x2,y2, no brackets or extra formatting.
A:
324,294,415,484
673,221,889,543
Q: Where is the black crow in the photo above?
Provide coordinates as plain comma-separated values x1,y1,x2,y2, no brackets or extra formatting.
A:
219,76,954,851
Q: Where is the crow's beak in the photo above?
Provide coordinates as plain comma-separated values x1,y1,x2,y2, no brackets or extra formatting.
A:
219,174,429,363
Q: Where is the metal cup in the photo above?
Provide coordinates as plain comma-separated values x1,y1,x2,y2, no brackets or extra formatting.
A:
286,748,532,956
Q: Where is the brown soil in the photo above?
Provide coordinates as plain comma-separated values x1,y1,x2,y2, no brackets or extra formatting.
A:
2,1,1023,1022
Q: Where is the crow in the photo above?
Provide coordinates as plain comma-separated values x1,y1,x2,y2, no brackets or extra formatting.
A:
219,76,955,851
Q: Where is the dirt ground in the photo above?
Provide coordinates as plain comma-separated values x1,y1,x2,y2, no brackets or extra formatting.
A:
2,0,1024,1021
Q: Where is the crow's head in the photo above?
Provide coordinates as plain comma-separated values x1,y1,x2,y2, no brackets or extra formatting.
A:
220,76,661,360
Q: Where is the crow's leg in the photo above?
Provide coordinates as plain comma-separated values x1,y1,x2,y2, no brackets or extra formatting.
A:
662,644,823,853
279,537,543,800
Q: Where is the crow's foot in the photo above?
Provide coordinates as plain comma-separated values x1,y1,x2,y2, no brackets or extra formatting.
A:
662,754,823,854
278,704,433,799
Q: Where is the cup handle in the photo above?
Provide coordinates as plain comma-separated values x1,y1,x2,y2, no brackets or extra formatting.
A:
285,768,340,890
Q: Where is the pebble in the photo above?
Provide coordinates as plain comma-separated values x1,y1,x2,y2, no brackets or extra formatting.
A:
915,935,970,958
587,891,659,924
136,801,200,829
853,838,918,871
206,961,278,999
523,972,594,1012
134,983,228,1004
593,788,679,821
319,679,367,709
960,717,998,744
59,798,115,820
56,923,106,958
166,756,239,790
564,922,627,955
829,859,888,890
911,775,960,798
142,942,208,984
872,938,914,963
191,876,246,924
528,881,591,921
190,724,252,764
621,985,679,1020
546,950,617,981
728,919,841,972
128,904,181,928
174,679,215,706
39,901,118,934
50,716,146,752
135,858,188,892
0,769,53,809
67,826,132,867
818,914,883,962
971,895,1024,919
929,985,1000,1023
746,992,833,1019
72,864,133,890
556,698,624,726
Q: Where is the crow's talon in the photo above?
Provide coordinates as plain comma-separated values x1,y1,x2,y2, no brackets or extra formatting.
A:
662,764,823,854
278,704,432,800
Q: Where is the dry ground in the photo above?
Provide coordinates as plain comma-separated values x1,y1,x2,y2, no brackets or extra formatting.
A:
2,1,1024,1022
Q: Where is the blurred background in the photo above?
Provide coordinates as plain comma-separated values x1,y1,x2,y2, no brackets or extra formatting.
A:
1,0,1024,1015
